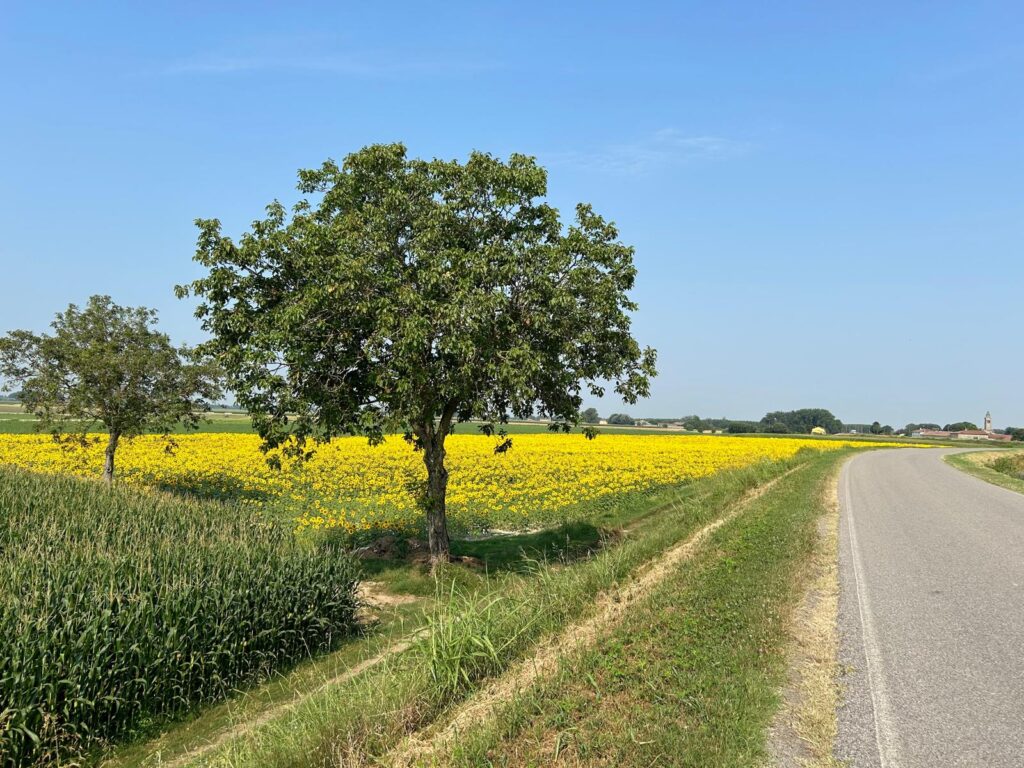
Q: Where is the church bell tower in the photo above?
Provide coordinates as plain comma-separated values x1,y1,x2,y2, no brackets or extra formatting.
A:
985,411,992,432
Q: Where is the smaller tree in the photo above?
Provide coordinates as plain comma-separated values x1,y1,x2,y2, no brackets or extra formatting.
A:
0,296,221,482
681,414,704,431
607,413,636,425
944,422,978,432
725,421,758,433
870,421,882,434
581,407,601,424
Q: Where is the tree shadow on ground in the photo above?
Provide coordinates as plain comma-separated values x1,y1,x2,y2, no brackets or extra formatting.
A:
152,477,271,505
356,521,609,593
450,521,609,572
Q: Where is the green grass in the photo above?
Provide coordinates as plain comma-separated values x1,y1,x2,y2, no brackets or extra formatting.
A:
441,450,843,767
0,468,361,767
133,454,813,768
0,408,257,434
946,449,1024,495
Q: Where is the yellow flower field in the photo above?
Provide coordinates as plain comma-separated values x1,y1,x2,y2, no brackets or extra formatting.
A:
0,432,910,535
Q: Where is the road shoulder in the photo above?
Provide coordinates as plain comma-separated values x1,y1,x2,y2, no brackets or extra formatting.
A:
766,458,843,767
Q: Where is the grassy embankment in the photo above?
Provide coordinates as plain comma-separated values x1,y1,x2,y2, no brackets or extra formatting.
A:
416,449,845,767
107,448,852,768
946,449,1024,495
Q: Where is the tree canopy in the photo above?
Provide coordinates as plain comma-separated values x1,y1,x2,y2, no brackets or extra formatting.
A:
179,143,656,562
759,408,842,435
944,422,978,432
607,413,636,425
0,296,221,481
905,422,941,434
581,407,601,423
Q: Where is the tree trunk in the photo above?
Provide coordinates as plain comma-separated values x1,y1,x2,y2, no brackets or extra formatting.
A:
422,437,451,568
102,430,120,484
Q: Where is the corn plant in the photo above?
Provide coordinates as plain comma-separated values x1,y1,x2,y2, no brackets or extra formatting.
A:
0,467,360,767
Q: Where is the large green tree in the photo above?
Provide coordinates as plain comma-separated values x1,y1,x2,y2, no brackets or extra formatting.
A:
179,144,656,564
0,296,221,482
759,408,843,435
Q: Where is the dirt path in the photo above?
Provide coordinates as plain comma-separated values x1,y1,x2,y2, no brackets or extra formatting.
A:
385,465,806,767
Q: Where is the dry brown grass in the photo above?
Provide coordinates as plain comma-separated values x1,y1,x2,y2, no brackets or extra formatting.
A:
765,460,843,767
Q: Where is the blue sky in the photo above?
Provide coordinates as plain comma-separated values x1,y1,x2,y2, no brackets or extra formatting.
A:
2,2,1022,427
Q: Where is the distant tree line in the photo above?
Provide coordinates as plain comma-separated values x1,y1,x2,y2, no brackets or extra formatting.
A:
656,408,845,435
552,410,1024,441
674,415,760,433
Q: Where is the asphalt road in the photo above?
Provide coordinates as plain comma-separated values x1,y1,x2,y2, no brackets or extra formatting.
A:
837,448,1024,767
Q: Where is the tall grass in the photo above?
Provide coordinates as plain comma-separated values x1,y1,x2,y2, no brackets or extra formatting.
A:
991,453,1024,480
0,468,360,767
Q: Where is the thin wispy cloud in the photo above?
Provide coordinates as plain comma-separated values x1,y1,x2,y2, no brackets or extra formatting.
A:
549,129,751,175
161,36,497,78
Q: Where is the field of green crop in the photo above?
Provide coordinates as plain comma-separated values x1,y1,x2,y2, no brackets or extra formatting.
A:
0,468,360,767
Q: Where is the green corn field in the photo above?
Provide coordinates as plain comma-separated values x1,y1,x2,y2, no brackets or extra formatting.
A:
0,467,360,767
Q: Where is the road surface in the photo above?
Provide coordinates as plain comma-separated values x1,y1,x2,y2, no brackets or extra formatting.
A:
837,448,1024,766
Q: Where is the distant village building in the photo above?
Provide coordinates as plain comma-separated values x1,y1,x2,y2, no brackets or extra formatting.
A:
951,429,1011,442
911,411,1011,442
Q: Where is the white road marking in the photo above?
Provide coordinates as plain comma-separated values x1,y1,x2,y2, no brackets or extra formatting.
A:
844,460,903,768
